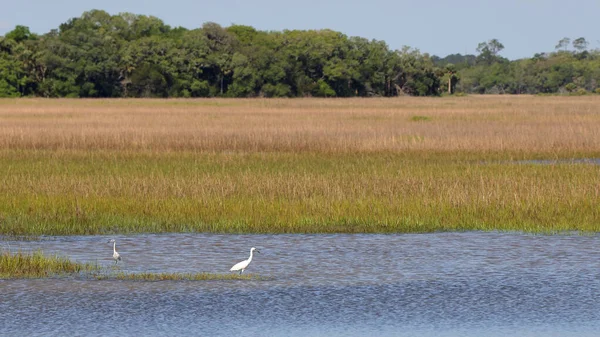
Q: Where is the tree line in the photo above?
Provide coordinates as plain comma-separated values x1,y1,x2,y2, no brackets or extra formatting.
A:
434,38,600,95
1,10,599,98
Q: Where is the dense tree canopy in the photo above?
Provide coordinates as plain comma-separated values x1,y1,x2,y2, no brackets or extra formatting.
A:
0,10,599,97
433,37,600,95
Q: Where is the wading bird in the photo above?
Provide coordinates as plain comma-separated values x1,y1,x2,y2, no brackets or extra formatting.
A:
230,247,260,274
108,239,122,264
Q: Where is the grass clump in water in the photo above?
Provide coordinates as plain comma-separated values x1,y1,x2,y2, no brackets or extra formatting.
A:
0,250,263,281
0,250,98,278
95,271,262,281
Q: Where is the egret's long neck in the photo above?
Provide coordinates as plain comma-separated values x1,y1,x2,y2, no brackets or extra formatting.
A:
113,242,117,253
247,250,253,262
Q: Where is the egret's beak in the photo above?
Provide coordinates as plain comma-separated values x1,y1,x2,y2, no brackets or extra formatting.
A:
256,249,261,253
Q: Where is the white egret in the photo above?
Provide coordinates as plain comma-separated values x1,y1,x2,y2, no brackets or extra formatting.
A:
108,239,122,264
230,247,260,274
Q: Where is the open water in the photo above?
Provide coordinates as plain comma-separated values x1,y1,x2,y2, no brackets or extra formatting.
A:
1,232,599,336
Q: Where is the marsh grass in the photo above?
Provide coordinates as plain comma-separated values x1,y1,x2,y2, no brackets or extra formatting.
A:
0,250,262,280
410,115,431,122
93,271,262,281
0,150,598,234
0,97,599,234
0,250,98,278
0,235,43,241
1,96,600,153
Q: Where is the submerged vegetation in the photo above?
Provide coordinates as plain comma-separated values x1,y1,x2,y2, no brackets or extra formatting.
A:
0,96,599,235
98,272,259,281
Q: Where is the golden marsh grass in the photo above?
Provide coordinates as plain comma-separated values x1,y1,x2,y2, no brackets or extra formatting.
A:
1,96,599,153
0,96,599,234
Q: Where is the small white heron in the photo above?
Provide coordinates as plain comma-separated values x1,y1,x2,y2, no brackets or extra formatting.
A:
108,239,122,264
230,247,260,274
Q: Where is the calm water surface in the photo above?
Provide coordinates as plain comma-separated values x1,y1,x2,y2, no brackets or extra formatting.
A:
1,232,600,336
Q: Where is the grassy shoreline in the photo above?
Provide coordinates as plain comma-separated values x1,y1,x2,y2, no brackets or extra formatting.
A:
1,97,599,235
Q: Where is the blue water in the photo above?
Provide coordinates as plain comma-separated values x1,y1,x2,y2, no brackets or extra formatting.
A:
1,232,600,336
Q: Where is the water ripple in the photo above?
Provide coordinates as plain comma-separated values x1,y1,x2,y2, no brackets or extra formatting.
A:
1,232,600,336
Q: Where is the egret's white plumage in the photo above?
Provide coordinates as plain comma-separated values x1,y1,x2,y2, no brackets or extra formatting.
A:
230,247,260,274
108,239,122,264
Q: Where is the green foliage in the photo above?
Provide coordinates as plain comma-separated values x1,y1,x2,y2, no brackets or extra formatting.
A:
4,26,36,43
572,37,589,52
432,54,476,68
0,10,443,98
129,63,169,97
476,39,505,65
565,83,577,92
455,38,600,95
555,37,570,51
261,83,291,97
315,79,336,97
1,11,599,97
391,47,441,96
